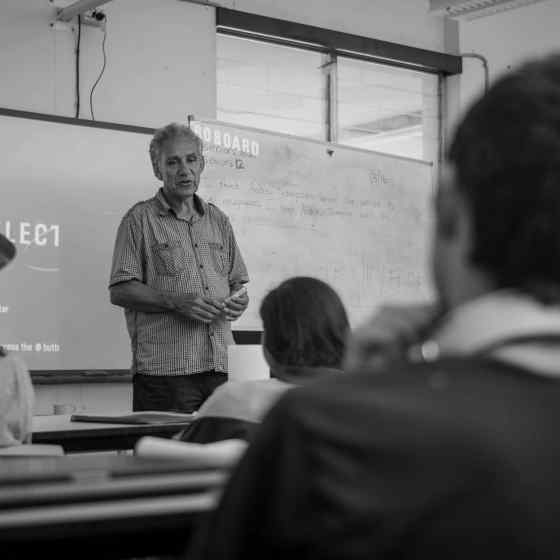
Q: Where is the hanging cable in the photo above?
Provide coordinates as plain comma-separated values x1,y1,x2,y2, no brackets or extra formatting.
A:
461,53,490,93
75,15,82,118
89,24,108,121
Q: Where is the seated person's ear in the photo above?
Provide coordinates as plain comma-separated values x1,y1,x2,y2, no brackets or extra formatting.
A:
435,189,458,240
435,166,466,241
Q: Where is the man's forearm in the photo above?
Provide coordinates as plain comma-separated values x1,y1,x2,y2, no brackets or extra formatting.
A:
110,280,177,313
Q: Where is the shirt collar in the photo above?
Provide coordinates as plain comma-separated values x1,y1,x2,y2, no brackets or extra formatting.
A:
155,188,206,221
432,290,560,353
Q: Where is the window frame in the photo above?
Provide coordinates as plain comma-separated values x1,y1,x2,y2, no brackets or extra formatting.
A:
216,8,458,154
216,8,462,76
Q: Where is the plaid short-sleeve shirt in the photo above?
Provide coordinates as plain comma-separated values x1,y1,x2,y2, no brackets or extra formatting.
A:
109,189,249,376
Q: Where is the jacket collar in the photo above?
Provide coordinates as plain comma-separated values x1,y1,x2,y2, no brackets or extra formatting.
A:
415,290,560,377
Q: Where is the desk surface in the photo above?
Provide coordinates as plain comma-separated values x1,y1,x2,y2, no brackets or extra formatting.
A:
32,415,192,452
0,452,224,482
0,454,225,557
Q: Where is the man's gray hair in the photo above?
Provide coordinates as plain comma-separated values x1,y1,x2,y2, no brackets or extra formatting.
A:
149,123,203,180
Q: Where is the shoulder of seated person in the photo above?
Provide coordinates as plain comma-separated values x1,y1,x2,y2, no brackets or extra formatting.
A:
276,361,441,414
0,351,26,369
0,354,30,393
198,380,285,416
204,380,269,402
197,382,249,413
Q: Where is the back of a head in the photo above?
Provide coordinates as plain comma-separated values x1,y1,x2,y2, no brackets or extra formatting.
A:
448,54,560,301
259,277,349,369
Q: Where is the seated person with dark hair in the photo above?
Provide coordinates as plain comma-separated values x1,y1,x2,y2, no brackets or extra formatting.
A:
189,54,560,560
179,276,349,443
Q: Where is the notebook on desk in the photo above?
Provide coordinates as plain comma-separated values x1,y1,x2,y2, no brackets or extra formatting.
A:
70,411,197,425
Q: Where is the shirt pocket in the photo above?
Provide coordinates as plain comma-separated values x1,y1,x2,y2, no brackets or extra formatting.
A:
152,242,187,276
209,242,229,276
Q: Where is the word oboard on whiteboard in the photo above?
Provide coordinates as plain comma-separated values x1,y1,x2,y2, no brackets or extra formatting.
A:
193,120,434,329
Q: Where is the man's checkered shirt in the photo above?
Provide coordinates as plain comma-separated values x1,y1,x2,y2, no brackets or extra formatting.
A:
109,190,249,376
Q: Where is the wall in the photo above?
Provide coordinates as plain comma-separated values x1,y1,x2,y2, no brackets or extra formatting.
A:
451,0,560,133
2,0,449,415
35,383,131,415
0,0,217,126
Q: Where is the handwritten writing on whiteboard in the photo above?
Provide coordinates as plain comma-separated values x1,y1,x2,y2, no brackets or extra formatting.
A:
197,121,434,329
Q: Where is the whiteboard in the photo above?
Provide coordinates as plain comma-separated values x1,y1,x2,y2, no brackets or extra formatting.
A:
193,119,434,328
0,111,433,371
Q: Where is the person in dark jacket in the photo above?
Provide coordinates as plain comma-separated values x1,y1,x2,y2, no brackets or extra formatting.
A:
188,53,560,559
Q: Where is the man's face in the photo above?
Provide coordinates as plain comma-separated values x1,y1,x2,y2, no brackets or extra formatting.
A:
158,136,204,203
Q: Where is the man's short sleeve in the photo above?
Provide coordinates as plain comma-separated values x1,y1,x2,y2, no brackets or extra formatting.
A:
226,219,249,287
109,212,144,287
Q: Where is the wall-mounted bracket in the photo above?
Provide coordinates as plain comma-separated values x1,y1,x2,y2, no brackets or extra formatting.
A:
54,0,112,22
50,1,108,31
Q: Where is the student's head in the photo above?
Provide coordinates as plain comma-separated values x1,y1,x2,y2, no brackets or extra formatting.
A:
259,277,349,370
432,54,560,309
149,123,205,204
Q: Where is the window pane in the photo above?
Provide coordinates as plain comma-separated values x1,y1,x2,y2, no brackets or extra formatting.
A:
217,34,327,140
337,58,439,161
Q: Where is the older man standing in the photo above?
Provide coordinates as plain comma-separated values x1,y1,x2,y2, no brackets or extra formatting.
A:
109,123,249,413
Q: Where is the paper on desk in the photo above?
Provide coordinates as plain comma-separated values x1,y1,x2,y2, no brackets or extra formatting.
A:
135,436,247,469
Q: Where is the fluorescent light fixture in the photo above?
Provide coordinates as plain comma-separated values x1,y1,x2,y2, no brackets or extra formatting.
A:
428,0,548,20
55,0,112,22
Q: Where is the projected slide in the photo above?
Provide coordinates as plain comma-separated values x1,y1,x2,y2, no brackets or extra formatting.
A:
0,114,155,370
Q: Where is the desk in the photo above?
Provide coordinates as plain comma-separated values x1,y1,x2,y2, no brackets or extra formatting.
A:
0,454,225,558
32,415,192,453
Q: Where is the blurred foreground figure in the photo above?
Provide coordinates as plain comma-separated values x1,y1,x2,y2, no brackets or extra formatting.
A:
189,53,560,560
